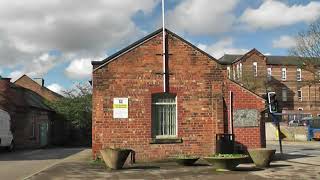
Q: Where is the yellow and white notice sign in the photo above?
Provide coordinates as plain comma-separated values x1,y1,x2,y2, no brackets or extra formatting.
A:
113,98,128,118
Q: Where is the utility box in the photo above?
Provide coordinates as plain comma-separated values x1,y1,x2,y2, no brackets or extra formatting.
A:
216,134,235,154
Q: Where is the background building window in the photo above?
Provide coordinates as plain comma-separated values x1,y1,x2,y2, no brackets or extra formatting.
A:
239,63,243,79
297,68,302,81
267,67,272,81
298,107,303,111
281,68,287,81
152,93,177,138
297,89,302,101
227,66,231,79
253,62,258,77
282,88,287,102
236,64,240,79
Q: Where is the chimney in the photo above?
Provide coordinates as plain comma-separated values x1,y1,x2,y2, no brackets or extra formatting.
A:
0,78,11,92
33,78,44,87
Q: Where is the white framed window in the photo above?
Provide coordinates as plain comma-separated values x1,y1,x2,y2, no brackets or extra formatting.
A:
253,62,258,77
297,68,302,81
152,93,177,138
236,64,240,79
282,87,287,102
239,63,243,79
233,66,236,80
297,89,302,101
227,66,231,79
281,68,287,81
267,67,272,81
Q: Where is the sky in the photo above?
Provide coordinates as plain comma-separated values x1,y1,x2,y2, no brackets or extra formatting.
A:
0,0,319,94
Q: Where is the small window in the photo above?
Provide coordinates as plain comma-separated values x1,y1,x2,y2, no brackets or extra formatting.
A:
298,107,303,111
281,68,287,81
152,93,177,138
236,64,240,79
282,88,287,102
267,67,272,81
239,63,243,79
253,62,258,77
233,66,236,80
297,89,302,101
227,66,231,79
297,68,302,81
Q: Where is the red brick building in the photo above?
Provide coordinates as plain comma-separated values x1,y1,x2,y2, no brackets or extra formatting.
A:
91,29,266,161
220,49,320,121
0,77,54,148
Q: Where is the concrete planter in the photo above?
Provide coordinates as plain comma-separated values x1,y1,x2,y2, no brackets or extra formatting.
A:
203,155,248,170
100,148,132,169
248,148,276,168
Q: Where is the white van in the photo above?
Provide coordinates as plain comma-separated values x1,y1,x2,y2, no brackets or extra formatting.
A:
0,109,14,151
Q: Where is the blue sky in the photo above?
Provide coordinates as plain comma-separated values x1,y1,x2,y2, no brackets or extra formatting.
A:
0,0,319,94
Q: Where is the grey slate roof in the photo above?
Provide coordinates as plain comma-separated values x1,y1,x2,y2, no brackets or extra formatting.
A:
219,54,319,66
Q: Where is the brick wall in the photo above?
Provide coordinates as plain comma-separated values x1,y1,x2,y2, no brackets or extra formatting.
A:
224,80,266,150
92,30,266,161
92,32,226,161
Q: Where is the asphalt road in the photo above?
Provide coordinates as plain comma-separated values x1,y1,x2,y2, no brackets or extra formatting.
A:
0,147,85,180
267,141,320,156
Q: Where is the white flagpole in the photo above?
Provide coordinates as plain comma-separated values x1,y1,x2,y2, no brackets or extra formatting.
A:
162,0,166,92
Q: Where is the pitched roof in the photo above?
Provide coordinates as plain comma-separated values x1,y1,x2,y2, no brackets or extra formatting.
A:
3,82,53,111
219,52,319,66
92,28,219,71
218,54,242,65
14,74,63,99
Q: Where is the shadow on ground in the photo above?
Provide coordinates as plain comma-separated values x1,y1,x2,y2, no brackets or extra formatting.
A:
0,147,84,161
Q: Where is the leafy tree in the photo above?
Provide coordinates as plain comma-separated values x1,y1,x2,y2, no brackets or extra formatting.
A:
47,83,92,145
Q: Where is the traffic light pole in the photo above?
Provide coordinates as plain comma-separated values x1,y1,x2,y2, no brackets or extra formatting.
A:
271,113,283,155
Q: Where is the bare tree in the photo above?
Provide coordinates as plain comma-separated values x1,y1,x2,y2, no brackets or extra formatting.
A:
290,20,320,108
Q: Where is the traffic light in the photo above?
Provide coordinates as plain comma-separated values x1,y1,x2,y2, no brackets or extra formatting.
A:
267,92,278,113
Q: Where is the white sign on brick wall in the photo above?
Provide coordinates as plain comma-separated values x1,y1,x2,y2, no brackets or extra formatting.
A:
113,98,128,119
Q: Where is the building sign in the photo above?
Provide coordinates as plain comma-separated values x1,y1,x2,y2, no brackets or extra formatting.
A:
233,109,259,127
113,98,128,119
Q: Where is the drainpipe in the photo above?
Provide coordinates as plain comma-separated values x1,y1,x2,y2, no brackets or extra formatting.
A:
229,91,234,135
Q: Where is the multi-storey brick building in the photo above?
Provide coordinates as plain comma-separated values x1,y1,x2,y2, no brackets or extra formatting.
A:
91,29,266,161
219,49,320,121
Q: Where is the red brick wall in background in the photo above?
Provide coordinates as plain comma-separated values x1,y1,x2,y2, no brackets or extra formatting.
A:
225,80,266,150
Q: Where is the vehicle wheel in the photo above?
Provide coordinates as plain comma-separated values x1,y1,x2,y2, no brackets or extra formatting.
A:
7,141,14,152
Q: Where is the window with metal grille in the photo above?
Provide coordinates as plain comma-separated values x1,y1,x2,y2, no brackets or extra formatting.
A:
151,93,177,138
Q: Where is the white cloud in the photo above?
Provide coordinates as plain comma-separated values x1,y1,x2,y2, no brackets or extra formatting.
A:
65,58,93,79
8,70,24,82
198,38,249,59
240,0,320,29
272,35,297,49
47,83,65,95
0,0,159,78
166,0,239,35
